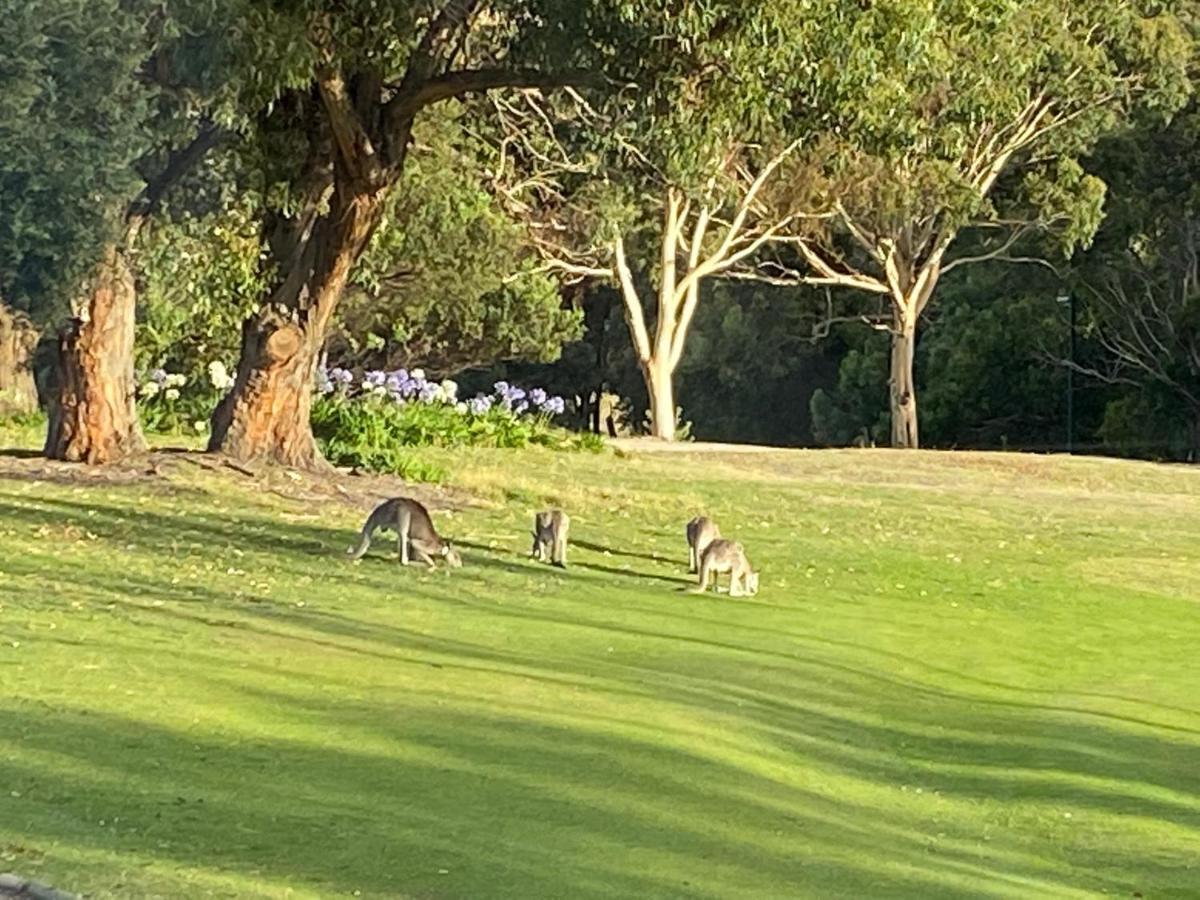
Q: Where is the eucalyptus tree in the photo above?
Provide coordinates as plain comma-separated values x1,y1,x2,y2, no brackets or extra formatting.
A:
1069,97,1200,459
0,0,152,426
206,2,596,467
0,0,240,462
498,1,835,439
767,0,1193,448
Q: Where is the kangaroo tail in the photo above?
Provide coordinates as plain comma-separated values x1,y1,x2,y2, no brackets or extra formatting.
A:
346,523,375,559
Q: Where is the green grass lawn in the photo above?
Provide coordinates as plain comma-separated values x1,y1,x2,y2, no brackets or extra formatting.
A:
2,431,1199,899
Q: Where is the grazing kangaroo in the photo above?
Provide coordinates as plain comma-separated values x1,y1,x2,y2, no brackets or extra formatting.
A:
686,516,720,573
531,509,570,567
347,497,463,569
694,539,759,597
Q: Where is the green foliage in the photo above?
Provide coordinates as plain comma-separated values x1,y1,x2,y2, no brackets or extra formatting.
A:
0,0,152,315
134,365,231,436
1069,96,1200,459
135,190,267,388
794,0,1193,253
311,394,602,481
337,106,582,376
809,339,889,447
676,283,835,445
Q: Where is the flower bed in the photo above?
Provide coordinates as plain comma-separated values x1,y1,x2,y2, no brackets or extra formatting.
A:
312,367,601,480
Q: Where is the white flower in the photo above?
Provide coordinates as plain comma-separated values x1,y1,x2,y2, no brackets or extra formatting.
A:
454,401,468,414
164,388,181,401
139,381,160,398
208,361,234,390
411,368,426,381
165,373,188,388
193,420,207,433
440,379,458,401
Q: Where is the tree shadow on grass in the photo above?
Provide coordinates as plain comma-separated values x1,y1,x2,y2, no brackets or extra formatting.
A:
3,689,1169,900
5,652,1199,900
4,487,1200,896
573,538,672,565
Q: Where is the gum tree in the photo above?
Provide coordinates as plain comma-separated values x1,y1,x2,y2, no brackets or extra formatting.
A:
500,2,833,439
768,1,1192,448
207,2,596,467
0,0,240,463
0,0,152,431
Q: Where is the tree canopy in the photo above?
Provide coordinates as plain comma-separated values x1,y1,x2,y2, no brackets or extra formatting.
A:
0,0,152,314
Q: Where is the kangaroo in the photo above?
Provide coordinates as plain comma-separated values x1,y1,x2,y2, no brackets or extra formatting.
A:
694,539,759,597
686,516,720,573
347,497,463,569
531,509,570,567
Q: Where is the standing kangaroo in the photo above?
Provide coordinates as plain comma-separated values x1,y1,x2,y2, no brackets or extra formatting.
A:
686,516,720,573
531,509,570,567
347,497,463,569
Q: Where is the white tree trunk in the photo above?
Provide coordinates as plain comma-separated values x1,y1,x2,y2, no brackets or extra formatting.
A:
643,358,676,440
889,311,919,449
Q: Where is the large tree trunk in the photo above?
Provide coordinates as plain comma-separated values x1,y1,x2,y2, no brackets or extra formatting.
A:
0,305,39,417
208,309,326,468
889,314,919,449
643,358,676,440
208,187,385,467
44,245,146,463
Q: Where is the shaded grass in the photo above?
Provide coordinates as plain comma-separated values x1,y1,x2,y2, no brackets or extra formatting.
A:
1,437,1199,898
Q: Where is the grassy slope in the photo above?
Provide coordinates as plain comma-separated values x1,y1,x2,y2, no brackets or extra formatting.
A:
1,434,1199,899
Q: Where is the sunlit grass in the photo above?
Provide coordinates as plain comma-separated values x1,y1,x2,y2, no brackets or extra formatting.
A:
2,431,1199,898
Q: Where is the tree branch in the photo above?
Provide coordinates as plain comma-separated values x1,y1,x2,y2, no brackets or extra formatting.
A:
128,120,227,223
409,68,596,111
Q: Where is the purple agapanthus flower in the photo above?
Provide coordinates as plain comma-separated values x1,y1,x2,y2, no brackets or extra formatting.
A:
514,400,529,415
544,396,565,415
363,370,386,388
331,367,354,385
150,368,168,385
529,388,548,407
468,395,493,415
418,382,440,403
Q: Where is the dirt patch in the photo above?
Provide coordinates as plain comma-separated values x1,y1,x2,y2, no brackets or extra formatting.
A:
0,448,477,514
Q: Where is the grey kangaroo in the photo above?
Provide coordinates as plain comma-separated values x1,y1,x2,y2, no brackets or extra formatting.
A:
693,539,759,597
347,497,463,569
686,516,720,573
530,509,570,567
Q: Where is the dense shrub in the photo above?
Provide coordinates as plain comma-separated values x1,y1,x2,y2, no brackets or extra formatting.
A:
135,360,234,435
311,367,603,479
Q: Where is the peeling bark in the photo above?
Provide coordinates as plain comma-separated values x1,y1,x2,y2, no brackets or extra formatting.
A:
208,186,385,466
0,305,39,417
889,312,919,450
44,245,146,463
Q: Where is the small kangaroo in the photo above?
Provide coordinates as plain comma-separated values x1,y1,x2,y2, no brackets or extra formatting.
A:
531,509,570,567
347,497,463,569
694,539,759,597
686,516,720,573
